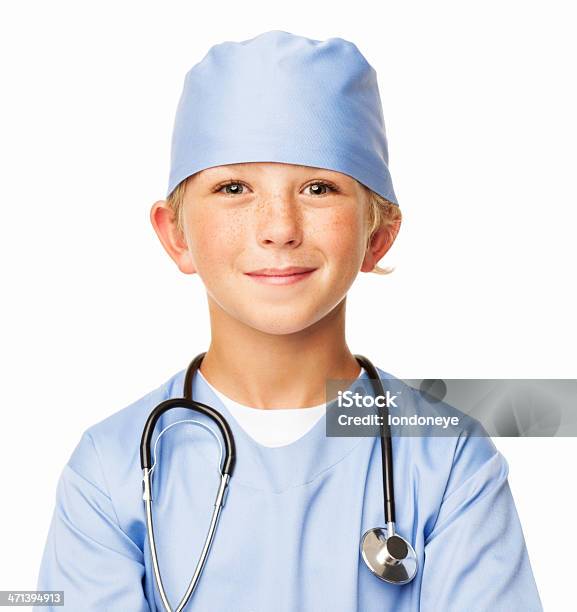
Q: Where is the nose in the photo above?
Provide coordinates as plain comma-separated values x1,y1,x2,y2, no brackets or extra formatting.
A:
256,196,303,249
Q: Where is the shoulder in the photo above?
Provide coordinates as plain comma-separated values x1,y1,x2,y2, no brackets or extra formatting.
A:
67,368,186,482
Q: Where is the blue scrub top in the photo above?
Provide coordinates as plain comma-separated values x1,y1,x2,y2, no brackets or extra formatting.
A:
36,365,543,611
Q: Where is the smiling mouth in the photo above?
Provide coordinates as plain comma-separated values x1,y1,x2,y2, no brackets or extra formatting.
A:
244,267,317,285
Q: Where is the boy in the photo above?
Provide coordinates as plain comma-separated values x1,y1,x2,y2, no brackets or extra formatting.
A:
36,30,542,611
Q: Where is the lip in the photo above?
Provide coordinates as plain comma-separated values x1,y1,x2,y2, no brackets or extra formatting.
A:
245,266,317,286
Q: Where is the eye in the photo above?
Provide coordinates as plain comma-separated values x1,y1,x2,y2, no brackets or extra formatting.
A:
213,180,247,195
304,181,340,196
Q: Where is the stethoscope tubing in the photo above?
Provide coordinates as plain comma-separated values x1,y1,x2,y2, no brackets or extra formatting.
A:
140,352,404,610
140,396,236,475
354,354,396,524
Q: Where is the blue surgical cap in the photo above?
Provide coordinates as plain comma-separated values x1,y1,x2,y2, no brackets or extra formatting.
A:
167,30,398,205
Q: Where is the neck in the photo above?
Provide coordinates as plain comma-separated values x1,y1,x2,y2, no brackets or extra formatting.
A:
199,297,361,409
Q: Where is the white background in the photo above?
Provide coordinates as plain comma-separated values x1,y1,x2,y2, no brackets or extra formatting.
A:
1,1,575,610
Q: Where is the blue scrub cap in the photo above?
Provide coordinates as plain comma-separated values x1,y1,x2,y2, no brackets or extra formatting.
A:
167,30,398,205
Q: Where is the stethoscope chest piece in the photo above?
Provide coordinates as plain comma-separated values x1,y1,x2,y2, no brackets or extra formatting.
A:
361,526,418,585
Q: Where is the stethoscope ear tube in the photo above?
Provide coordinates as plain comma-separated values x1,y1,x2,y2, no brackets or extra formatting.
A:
139,397,236,475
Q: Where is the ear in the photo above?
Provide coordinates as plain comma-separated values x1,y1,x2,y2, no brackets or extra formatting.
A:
149,200,197,274
360,218,401,273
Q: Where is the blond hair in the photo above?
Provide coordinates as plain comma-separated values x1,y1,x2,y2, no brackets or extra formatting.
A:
166,177,401,275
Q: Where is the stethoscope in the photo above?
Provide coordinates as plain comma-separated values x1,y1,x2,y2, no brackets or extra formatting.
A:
140,352,418,612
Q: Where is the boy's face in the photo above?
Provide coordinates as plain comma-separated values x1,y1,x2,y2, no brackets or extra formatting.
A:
152,162,394,335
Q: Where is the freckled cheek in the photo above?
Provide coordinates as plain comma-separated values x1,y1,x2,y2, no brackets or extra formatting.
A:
315,213,366,270
187,212,247,270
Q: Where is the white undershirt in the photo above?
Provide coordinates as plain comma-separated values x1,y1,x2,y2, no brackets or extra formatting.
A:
198,368,364,448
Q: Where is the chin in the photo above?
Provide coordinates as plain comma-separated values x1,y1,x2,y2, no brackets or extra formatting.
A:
243,315,316,336
241,302,340,336
214,293,344,335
